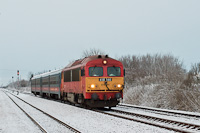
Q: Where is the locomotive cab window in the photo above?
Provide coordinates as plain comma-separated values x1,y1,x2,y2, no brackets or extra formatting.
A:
89,67,103,77
107,67,121,76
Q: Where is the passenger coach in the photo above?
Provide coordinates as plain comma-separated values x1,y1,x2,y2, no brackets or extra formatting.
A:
31,55,124,108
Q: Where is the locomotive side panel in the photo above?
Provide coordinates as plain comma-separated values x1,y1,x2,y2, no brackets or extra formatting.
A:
63,68,82,93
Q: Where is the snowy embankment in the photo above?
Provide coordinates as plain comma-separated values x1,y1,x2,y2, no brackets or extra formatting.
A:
0,88,172,133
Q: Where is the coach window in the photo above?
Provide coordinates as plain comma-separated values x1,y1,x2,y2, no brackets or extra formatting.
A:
64,70,71,82
36,79,40,86
107,67,121,76
31,80,35,86
89,67,103,77
42,78,48,85
50,76,56,84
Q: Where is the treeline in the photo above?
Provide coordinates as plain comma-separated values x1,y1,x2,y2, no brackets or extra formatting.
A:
118,54,200,112
119,54,200,87
119,54,185,85
7,79,30,88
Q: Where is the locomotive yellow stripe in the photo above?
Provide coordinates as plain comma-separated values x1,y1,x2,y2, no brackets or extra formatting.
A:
85,77,124,92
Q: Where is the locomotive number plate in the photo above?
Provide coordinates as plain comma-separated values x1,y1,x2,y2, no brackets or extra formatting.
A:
99,78,112,81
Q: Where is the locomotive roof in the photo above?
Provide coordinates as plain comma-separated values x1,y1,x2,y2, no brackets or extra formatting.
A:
32,55,120,79
32,69,62,79
63,55,113,69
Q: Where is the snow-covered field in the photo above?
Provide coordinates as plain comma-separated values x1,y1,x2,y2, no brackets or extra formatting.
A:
0,88,174,133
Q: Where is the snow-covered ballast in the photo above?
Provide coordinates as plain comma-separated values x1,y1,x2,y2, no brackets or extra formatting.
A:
31,69,62,99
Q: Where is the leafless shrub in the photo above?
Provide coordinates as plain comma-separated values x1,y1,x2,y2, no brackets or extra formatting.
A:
19,79,29,87
181,72,193,88
191,63,200,76
171,88,200,112
124,83,200,112
182,63,200,88
7,79,29,88
124,84,173,108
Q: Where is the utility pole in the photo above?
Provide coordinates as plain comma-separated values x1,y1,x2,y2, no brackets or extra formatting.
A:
17,70,19,89
12,76,14,88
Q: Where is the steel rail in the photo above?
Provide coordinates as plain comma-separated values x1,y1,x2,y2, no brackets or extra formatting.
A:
3,91,47,133
118,103,200,119
6,91,81,133
93,108,200,133
111,109,200,132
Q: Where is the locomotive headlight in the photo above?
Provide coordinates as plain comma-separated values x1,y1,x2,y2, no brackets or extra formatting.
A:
103,60,107,65
117,84,122,88
91,84,96,89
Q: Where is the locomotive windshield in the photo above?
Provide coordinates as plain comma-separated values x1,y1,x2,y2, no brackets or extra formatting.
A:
89,67,103,76
107,67,121,76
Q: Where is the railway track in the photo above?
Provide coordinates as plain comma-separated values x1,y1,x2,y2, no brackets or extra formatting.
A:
3,91,47,133
5,90,200,132
3,91,80,133
93,108,200,133
25,92,200,132
118,103,200,119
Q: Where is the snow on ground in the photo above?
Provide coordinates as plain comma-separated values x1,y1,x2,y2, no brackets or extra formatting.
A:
0,89,175,133
6,87,31,94
0,89,41,133
6,92,73,133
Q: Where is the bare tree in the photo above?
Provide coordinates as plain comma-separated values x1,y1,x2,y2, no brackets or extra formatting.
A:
19,79,29,87
191,63,200,80
183,63,200,88
82,48,105,57
119,54,185,85
182,71,193,88
27,71,34,81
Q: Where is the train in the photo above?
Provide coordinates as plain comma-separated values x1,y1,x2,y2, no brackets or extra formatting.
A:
31,55,124,108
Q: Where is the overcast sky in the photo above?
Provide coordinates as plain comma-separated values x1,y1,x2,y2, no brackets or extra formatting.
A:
0,0,200,85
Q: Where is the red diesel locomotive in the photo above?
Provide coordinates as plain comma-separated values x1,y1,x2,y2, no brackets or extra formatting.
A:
31,55,124,108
